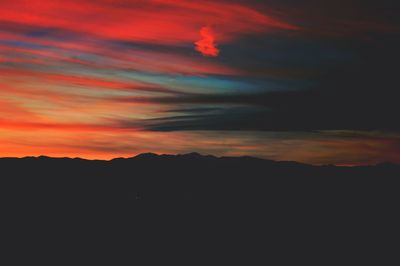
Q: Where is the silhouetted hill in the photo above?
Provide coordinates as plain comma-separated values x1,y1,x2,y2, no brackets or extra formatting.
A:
1,153,399,204
1,153,399,264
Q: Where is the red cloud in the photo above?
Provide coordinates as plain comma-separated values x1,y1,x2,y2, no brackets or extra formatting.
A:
0,0,297,45
195,26,219,57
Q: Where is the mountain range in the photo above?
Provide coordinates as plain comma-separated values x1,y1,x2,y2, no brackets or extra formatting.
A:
2,152,399,262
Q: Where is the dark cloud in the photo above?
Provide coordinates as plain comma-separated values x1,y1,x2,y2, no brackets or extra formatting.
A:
115,32,400,132
138,86,399,132
244,0,400,36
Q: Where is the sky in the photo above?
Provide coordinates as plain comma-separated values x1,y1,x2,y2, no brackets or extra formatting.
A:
0,0,399,165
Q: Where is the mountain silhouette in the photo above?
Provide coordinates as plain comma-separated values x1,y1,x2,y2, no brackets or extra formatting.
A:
1,153,399,263
1,152,399,205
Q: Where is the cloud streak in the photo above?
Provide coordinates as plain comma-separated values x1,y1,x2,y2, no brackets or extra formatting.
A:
0,0,297,44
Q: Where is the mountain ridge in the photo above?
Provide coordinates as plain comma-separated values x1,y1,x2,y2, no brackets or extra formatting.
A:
2,150,399,253
1,152,398,167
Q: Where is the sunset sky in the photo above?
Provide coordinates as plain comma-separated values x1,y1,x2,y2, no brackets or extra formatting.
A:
0,0,399,165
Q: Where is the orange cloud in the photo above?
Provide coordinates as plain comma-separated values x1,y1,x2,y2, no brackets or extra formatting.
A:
195,26,219,57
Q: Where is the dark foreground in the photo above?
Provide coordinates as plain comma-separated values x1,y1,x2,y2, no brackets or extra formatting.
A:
1,153,400,264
